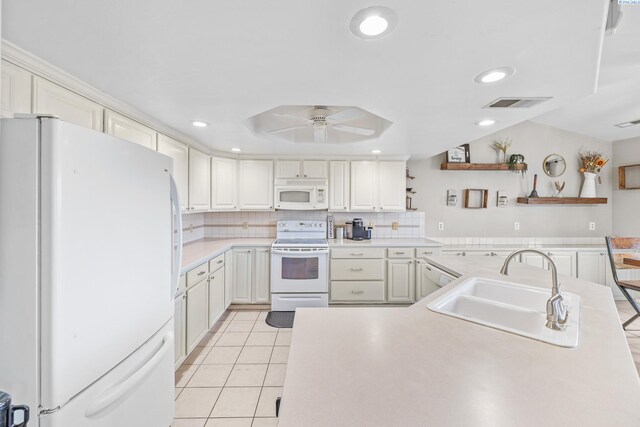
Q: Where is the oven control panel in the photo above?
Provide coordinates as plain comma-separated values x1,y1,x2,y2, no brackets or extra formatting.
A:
277,220,327,232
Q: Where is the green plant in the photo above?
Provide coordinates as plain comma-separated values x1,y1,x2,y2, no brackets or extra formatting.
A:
508,154,527,176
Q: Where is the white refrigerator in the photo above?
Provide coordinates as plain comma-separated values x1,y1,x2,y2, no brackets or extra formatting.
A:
0,116,182,426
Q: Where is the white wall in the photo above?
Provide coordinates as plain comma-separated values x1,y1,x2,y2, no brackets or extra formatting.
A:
408,121,613,238
612,136,640,236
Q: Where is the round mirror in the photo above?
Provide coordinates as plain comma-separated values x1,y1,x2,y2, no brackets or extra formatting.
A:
543,154,566,177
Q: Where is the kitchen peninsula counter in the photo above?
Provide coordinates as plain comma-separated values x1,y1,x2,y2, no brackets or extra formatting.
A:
277,255,640,426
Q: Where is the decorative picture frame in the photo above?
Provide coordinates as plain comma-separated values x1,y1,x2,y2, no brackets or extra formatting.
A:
446,144,470,163
464,189,488,209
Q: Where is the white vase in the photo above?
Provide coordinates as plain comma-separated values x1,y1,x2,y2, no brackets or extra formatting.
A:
580,172,597,198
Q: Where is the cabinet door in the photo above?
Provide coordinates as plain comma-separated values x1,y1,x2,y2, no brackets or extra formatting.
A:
303,160,328,178
32,76,103,131
238,160,274,210
1,60,31,118
208,268,225,328
350,161,378,211
232,249,253,303
276,160,301,179
224,250,233,308
387,259,414,302
577,252,607,285
186,280,208,353
174,293,187,366
211,157,238,210
105,110,157,149
329,161,350,211
253,248,271,303
157,134,189,211
415,260,440,299
521,253,546,269
378,161,406,211
546,251,576,277
188,148,211,211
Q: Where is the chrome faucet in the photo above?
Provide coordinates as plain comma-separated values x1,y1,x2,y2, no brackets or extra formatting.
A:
500,249,568,331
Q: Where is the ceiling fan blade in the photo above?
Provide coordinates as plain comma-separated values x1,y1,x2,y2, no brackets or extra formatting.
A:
314,124,327,143
267,125,307,134
325,108,365,124
333,124,376,136
272,112,309,123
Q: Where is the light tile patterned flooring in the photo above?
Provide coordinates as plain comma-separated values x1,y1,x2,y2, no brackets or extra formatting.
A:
173,310,286,427
173,302,640,426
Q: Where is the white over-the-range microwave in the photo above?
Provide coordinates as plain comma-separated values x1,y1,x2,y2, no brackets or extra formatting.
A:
274,178,328,210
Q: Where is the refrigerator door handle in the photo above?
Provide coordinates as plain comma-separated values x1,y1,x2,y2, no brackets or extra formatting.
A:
170,176,183,296
84,332,174,418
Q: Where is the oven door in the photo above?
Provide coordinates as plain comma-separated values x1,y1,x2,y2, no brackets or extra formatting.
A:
271,248,328,293
274,186,317,210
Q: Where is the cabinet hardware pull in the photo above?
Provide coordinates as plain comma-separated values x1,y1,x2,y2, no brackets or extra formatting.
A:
395,252,405,254
484,253,490,256
351,253,364,256
350,268,364,271
352,290,364,294
424,251,432,255
217,260,223,264
425,266,432,271
197,271,206,276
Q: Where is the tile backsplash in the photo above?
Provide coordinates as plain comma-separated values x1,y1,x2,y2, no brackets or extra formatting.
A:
181,211,426,243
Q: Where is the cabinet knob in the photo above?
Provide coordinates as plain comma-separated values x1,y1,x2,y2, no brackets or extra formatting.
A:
296,174,299,177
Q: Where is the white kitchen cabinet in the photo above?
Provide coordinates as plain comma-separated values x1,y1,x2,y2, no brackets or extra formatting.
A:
1,60,32,118
378,161,406,211
303,160,328,178
157,134,189,211
415,260,440,299
275,160,327,179
577,251,608,285
238,160,273,210
105,110,157,149
188,148,211,211
232,248,253,303
208,267,225,328
32,76,103,131
186,279,208,354
211,157,238,210
387,259,414,302
464,250,512,261
520,253,547,270
521,251,575,277
174,292,187,367
350,160,378,211
276,160,302,179
329,161,350,211
224,250,233,307
253,248,271,303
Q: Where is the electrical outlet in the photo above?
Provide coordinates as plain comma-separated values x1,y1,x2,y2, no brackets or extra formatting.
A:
589,222,596,231
369,222,375,229
513,222,520,231
438,222,444,231
242,221,248,230
391,222,399,231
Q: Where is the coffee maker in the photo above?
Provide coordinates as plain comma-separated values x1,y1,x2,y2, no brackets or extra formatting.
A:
346,218,372,241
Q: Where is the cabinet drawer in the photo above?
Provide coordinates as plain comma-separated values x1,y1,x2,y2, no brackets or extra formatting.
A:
331,259,384,280
387,248,414,258
331,248,385,259
176,274,187,296
186,262,209,287
415,248,441,258
331,281,385,302
209,253,225,272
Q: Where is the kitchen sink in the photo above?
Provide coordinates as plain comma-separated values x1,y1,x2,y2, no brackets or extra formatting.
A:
427,277,580,347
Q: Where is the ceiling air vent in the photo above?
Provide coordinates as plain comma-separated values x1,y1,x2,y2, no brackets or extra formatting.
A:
483,97,551,109
614,119,640,128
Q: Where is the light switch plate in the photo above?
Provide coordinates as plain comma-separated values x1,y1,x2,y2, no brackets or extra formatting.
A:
392,222,399,231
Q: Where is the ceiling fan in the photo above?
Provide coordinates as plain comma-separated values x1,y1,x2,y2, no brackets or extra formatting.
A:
268,106,376,143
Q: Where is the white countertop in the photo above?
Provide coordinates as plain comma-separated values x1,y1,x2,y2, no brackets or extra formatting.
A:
329,238,442,247
441,244,607,251
278,256,640,426
181,238,274,273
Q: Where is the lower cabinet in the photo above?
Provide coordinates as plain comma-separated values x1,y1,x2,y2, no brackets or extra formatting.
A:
232,247,271,304
415,259,440,300
521,251,575,277
208,267,225,328
387,259,414,302
174,292,187,367
186,279,208,354
254,248,271,303
232,248,253,303
224,250,234,307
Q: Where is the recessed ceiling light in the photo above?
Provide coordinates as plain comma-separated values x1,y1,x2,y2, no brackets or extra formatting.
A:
192,121,209,127
371,149,382,154
231,148,242,152
350,7,398,40
476,119,496,127
473,67,515,84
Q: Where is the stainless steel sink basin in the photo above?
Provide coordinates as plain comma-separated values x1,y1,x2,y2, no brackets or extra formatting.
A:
427,277,580,347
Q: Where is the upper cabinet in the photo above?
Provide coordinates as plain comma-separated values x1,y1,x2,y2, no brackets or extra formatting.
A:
188,148,211,211
1,60,32,118
275,160,327,179
238,160,273,210
211,157,238,210
157,134,189,211
32,76,103,131
105,110,157,150
378,161,406,211
350,161,378,211
329,161,350,211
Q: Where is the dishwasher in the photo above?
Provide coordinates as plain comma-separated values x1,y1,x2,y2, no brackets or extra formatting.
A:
415,258,459,299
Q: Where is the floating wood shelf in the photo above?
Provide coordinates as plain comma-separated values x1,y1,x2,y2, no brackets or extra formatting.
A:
516,197,608,205
440,162,527,171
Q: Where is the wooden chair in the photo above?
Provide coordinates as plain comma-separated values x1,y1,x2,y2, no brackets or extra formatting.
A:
605,237,640,329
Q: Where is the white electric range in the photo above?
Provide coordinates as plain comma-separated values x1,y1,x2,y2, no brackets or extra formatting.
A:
270,220,329,311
